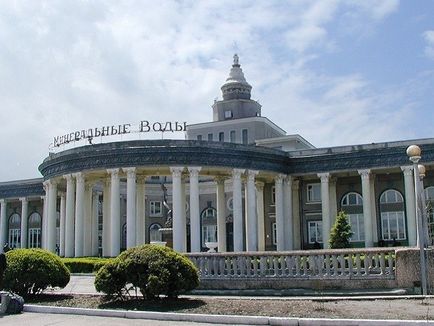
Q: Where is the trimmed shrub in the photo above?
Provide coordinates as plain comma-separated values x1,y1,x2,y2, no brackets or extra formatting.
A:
62,257,112,273
95,244,199,300
3,249,70,297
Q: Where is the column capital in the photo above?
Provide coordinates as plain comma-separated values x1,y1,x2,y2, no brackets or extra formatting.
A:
59,192,66,198
187,166,202,177
358,169,372,179
64,174,74,182
73,172,85,183
106,168,119,177
170,166,185,177
246,170,259,182
274,174,285,184
255,181,265,191
0,199,5,205
293,179,300,190
232,168,245,179
401,165,414,176
137,176,147,184
284,175,293,184
318,172,330,183
123,167,136,178
19,197,28,203
214,176,226,185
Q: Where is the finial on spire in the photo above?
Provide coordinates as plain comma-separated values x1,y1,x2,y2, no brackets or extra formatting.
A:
233,54,239,66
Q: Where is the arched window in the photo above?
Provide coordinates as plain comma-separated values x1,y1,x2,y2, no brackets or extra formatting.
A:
341,192,364,242
201,207,217,247
8,213,21,248
425,186,434,245
28,212,42,248
379,189,406,241
149,223,162,242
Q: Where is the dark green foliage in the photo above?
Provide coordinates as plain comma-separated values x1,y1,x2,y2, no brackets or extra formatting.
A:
329,211,353,249
94,244,199,300
0,252,6,290
3,249,70,297
61,257,112,273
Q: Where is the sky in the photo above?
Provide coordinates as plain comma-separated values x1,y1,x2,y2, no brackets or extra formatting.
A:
0,0,433,182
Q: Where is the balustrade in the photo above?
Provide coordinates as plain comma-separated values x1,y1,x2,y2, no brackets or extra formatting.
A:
187,248,395,280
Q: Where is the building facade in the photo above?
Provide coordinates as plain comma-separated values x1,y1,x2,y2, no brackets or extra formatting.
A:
1,55,434,257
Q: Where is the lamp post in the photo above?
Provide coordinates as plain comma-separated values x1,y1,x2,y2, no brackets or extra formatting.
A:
406,145,428,295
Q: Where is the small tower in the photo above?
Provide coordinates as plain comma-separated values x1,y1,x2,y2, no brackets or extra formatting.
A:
212,54,261,122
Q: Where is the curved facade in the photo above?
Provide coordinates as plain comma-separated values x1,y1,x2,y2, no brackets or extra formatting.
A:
1,55,434,257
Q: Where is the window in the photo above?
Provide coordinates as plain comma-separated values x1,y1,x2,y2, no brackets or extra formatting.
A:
307,184,321,202
197,135,202,141
149,223,162,242
348,214,365,241
380,189,403,203
227,197,233,211
8,213,21,249
219,132,224,142
150,201,162,217
272,222,277,245
381,211,406,240
207,133,213,141
230,130,236,143
242,129,248,144
341,192,363,206
201,207,217,247
271,186,276,204
308,221,323,243
224,110,233,119
28,212,42,248
425,186,434,245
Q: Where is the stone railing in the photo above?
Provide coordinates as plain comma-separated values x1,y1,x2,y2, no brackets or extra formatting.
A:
187,248,395,280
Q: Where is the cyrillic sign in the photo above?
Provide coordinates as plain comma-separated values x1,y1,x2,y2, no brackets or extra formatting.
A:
53,120,187,147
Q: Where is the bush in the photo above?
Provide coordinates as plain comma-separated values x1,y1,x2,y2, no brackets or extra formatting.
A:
62,257,112,273
95,244,199,300
329,211,353,249
3,249,70,297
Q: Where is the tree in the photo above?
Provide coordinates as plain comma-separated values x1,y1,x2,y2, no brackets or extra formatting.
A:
329,211,353,249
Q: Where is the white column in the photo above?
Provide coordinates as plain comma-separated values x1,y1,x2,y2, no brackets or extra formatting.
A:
370,179,378,243
0,199,7,252
188,167,201,253
318,173,331,249
232,169,245,252
292,180,301,250
83,184,93,257
102,178,111,256
256,182,265,251
108,168,120,257
20,197,28,249
171,167,185,252
246,170,258,251
402,166,417,246
283,176,293,250
74,172,85,257
181,176,187,249
124,167,137,249
359,169,374,248
47,179,58,253
91,192,99,256
64,174,75,258
275,174,285,251
42,182,49,249
136,177,146,246
59,193,66,255
216,177,226,252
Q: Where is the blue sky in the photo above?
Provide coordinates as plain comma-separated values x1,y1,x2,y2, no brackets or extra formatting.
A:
0,0,433,181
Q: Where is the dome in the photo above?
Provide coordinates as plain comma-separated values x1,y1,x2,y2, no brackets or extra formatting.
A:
221,54,252,101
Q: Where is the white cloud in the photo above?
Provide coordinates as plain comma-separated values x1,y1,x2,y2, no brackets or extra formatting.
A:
0,0,425,181
423,30,434,59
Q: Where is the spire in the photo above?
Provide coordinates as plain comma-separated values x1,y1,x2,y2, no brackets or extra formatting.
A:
221,54,252,101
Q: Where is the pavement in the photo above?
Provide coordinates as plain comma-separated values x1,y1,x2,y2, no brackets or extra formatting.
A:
5,275,434,325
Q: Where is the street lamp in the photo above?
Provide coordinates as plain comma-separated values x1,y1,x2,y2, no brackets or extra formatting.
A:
406,144,428,295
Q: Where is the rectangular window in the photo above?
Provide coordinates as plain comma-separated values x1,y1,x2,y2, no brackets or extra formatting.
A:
28,228,41,248
272,222,277,245
219,132,224,142
230,130,236,142
242,129,248,144
381,211,406,240
207,133,213,141
348,213,365,241
224,110,233,119
308,221,323,243
271,186,276,204
197,135,202,141
307,184,321,202
8,229,21,249
202,225,217,246
150,201,162,217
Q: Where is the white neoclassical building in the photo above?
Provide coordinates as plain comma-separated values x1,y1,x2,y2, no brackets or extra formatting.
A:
1,55,434,257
